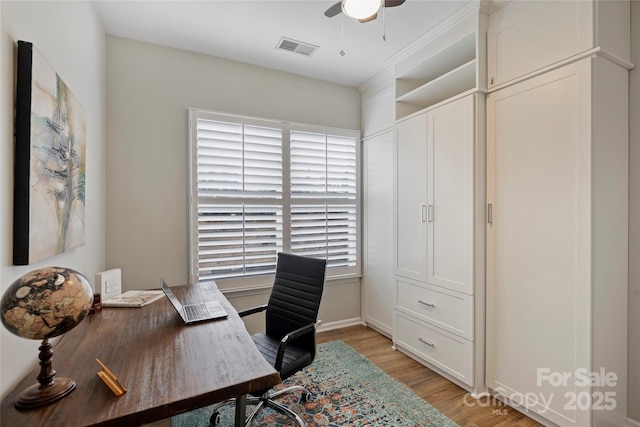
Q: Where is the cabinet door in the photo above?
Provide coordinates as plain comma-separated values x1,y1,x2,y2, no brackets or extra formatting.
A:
487,0,592,88
362,86,395,138
362,131,394,334
426,96,474,295
486,60,592,427
394,114,427,282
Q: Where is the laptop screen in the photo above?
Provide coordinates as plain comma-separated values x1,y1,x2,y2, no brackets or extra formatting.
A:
161,278,186,318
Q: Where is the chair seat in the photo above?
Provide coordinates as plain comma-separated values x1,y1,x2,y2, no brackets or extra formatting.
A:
252,333,312,380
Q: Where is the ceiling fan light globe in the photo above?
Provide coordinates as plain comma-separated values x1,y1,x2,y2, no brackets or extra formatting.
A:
341,0,382,20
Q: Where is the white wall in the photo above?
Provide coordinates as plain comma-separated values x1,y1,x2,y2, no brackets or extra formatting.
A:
0,1,106,399
104,36,361,324
629,0,639,423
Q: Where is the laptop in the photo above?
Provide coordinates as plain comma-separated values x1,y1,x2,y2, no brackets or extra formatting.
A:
161,278,228,324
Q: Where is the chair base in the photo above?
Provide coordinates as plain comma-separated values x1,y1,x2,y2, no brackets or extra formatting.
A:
209,385,310,427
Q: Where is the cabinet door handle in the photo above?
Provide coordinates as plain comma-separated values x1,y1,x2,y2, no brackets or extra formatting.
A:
418,300,436,308
418,337,435,347
427,205,433,222
421,205,427,223
488,203,493,225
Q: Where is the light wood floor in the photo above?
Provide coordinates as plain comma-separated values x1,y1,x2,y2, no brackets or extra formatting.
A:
156,324,544,427
317,324,544,427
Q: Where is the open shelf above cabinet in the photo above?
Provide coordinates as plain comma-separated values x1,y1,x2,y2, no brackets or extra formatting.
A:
397,59,476,107
395,32,479,120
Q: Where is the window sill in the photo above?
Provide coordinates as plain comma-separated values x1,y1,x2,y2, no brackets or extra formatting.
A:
218,273,362,298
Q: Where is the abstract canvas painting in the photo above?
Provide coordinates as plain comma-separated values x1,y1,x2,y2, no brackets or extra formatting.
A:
13,41,86,265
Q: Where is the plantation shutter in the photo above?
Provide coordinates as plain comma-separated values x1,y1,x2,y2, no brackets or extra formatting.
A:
290,130,357,269
195,117,283,280
190,109,360,282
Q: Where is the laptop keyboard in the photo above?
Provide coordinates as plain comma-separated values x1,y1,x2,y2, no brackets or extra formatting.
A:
185,303,209,321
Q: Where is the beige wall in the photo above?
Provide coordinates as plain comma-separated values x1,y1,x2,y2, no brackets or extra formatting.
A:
629,0,639,423
104,36,362,325
0,1,106,398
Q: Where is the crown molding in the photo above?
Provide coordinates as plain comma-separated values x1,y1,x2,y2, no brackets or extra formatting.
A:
385,0,480,67
358,66,395,94
484,0,511,15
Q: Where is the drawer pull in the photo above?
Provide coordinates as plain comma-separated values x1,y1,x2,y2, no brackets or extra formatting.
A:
418,300,435,308
418,337,435,347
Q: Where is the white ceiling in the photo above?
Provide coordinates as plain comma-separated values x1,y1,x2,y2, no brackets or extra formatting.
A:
93,0,470,87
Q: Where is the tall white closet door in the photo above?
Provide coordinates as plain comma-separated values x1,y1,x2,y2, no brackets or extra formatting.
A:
362,130,394,334
486,60,591,426
426,95,475,295
394,114,428,282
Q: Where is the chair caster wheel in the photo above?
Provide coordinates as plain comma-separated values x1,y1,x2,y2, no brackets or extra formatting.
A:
209,411,221,425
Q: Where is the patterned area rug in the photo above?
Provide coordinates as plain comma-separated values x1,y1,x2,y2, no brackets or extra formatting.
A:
171,340,458,427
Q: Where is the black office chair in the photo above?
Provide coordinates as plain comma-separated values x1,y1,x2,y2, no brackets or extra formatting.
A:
210,252,327,427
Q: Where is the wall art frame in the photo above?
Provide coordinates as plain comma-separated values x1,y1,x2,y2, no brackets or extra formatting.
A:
13,40,86,265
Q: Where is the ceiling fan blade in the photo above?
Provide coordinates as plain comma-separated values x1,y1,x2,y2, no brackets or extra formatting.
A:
325,0,400,21
384,0,406,7
358,13,378,23
324,1,343,17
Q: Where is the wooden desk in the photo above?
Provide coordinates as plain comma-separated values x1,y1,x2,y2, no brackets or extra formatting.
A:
0,282,281,426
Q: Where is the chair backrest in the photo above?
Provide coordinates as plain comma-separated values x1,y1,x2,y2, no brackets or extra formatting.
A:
265,252,326,359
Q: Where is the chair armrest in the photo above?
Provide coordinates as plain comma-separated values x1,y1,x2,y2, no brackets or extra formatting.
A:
237,304,268,318
282,322,315,343
274,322,316,371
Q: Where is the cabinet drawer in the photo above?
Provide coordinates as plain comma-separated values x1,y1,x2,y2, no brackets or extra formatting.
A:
394,312,473,386
397,280,473,340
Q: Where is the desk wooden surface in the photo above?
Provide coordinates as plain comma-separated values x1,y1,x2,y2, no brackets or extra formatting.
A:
0,282,280,426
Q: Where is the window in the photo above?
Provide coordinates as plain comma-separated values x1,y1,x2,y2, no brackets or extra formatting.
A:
189,109,360,282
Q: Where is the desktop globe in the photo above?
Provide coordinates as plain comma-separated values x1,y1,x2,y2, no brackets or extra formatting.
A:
1,267,93,409
1,267,93,339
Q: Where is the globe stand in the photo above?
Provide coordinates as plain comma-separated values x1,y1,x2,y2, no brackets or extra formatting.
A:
15,338,76,409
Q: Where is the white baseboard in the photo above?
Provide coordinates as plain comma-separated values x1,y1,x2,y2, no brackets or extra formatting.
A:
629,417,640,427
316,317,363,333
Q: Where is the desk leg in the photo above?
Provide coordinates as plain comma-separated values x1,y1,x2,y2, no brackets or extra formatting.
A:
234,394,246,427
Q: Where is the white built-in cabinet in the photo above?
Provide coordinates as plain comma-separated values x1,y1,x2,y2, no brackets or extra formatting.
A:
358,4,487,393
393,94,483,389
485,1,631,426
360,69,396,336
358,0,632,424
393,96,476,293
361,129,394,335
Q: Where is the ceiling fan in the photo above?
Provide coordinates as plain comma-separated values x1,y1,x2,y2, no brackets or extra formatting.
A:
324,0,406,23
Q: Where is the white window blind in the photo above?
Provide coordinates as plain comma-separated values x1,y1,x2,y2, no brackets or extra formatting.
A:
290,131,357,269
196,119,283,198
189,109,360,282
196,204,283,279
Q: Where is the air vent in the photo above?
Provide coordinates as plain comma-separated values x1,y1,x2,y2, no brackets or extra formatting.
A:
275,37,319,57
